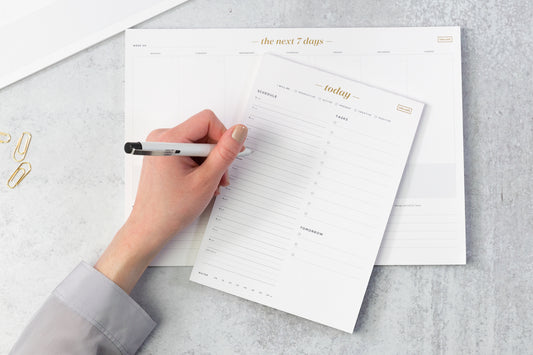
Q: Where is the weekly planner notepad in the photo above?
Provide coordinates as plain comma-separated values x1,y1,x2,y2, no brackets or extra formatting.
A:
190,54,423,332
125,27,466,266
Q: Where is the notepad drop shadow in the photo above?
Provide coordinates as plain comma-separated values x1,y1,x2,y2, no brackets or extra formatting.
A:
352,266,383,333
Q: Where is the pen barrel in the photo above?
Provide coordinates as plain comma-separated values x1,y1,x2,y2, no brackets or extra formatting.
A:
141,142,215,156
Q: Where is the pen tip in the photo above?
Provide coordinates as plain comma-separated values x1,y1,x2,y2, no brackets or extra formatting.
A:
238,148,253,157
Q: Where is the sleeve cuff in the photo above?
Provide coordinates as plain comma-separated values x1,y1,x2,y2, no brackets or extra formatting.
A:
53,261,156,355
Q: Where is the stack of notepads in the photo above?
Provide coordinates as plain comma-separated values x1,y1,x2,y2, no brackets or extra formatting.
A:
125,27,466,332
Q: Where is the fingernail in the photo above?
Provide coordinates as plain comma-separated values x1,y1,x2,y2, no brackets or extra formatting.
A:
231,125,248,144
221,172,230,186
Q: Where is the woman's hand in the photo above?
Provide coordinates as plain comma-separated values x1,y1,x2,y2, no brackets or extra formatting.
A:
95,110,247,293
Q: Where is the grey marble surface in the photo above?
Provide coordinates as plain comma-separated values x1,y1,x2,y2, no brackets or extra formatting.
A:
1,0,532,353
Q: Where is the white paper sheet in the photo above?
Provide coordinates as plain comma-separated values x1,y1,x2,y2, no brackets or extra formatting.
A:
190,54,423,332
0,0,190,89
125,27,466,266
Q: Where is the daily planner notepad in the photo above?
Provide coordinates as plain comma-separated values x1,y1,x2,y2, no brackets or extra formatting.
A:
125,27,466,266
190,54,423,332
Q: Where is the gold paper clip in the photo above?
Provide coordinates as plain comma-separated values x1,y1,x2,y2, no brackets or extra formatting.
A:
7,162,32,189
13,132,32,162
0,131,10,143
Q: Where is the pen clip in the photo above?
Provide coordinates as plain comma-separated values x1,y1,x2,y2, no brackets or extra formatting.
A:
131,149,179,156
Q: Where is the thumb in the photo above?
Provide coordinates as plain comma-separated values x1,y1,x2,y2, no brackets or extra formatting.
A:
198,124,248,183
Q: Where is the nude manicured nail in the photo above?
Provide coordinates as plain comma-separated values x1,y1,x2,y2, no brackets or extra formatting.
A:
231,125,248,143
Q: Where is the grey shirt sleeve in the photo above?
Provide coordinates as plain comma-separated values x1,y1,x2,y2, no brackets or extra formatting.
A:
10,261,156,355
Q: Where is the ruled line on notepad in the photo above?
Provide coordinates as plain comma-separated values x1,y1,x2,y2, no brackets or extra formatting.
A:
316,174,385,198
247,124,321,149
245,136,316,158
295,245,362,270
325,144,396,168
247,150,315,170
298,234,363,258
312,196,379,216
220,206,294,229
250,114,324,138
223,196,298,220
251,103,327,128
214,227,289,250
309,205,377,227
321,164,388,187
326,154,393,177
216,215,291,239
207,237,284,261
311,185,380,208
245,157,311,179
227,185,300,209
329,133,398,159
230,171,306,196
207,247,281,271
333,122,400,147
246,148,315,167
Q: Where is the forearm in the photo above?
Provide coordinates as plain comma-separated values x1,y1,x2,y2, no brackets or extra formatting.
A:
94,217,167,294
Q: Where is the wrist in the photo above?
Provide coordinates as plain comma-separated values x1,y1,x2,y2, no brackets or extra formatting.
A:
94,219,162,293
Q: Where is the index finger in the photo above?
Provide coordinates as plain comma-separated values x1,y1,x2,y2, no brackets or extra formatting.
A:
158,109,227,144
